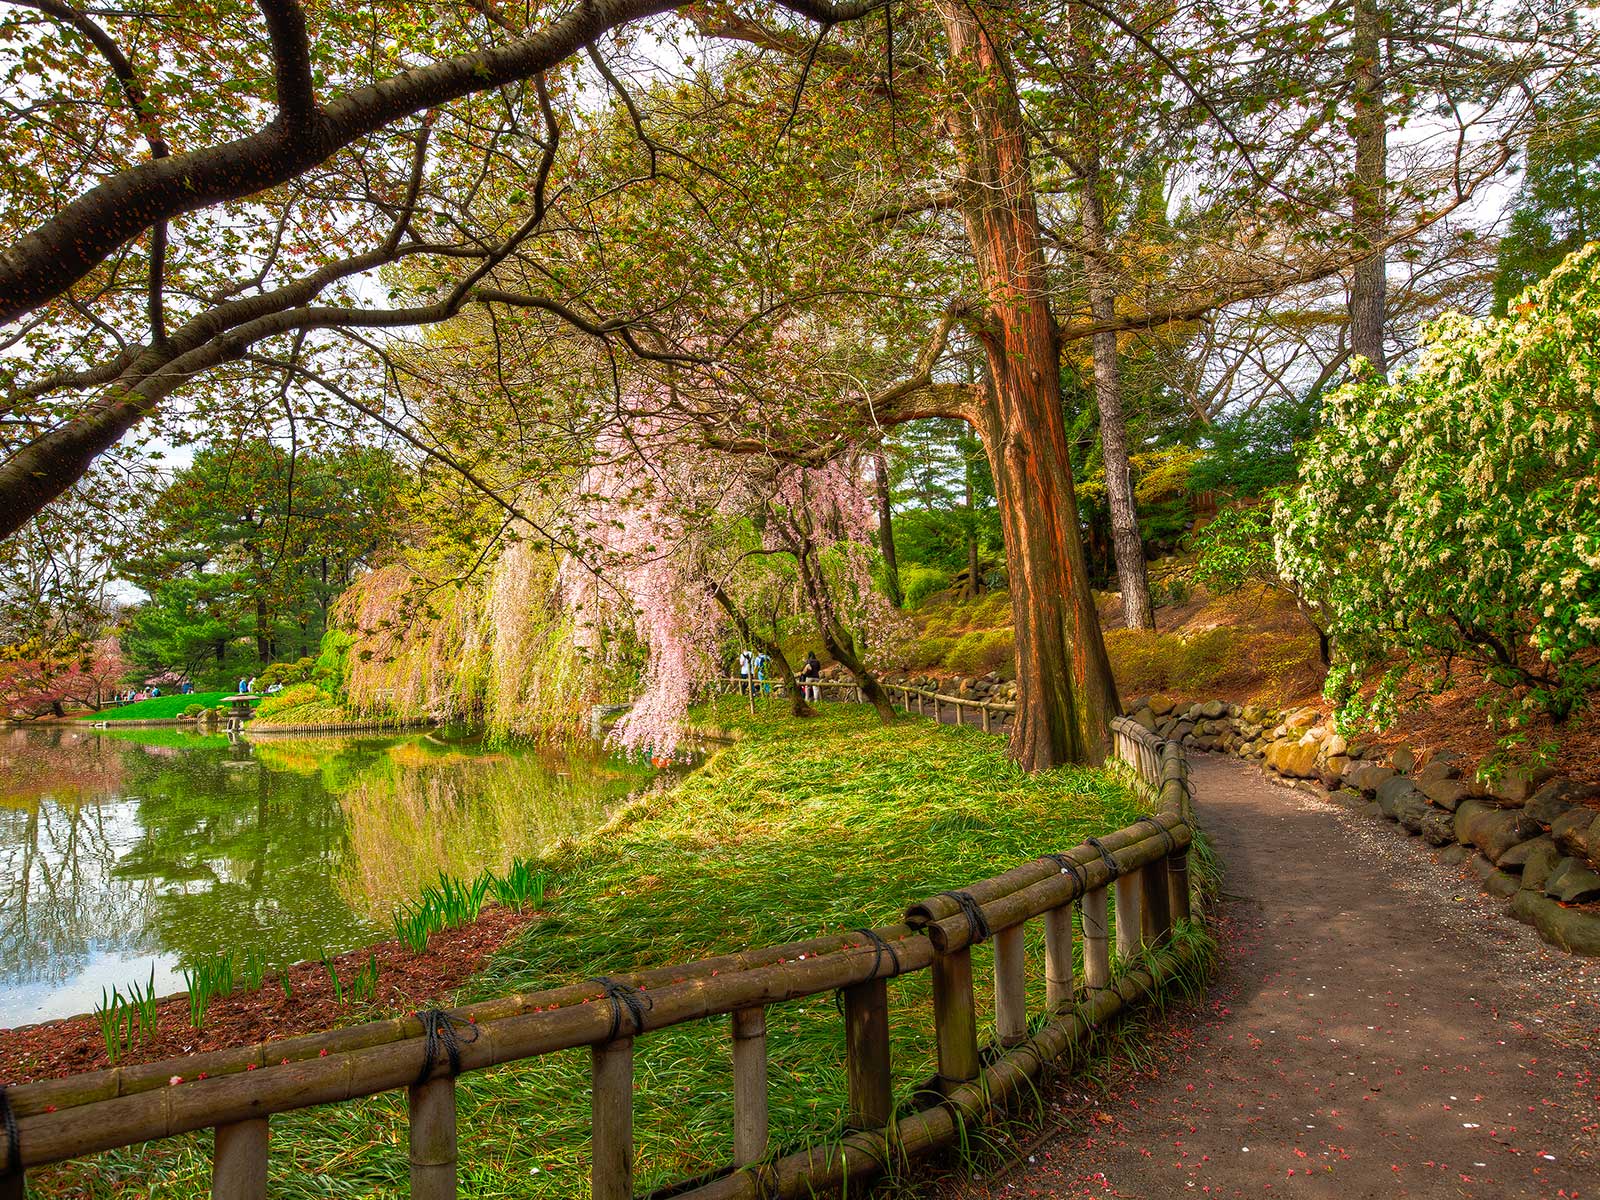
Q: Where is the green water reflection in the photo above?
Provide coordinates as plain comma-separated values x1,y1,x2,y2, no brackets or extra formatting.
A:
0,725,659,1027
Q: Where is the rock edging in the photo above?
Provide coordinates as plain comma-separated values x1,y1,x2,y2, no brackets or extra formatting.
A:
1123,693,1600,958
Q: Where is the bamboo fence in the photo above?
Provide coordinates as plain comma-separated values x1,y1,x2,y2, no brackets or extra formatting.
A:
0,708,1195,1200
721,676,1019,732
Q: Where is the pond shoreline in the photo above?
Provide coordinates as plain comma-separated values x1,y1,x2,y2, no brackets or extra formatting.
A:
0,904,542,1085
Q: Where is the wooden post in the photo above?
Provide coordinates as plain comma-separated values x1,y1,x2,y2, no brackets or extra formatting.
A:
591,1038,634,1200
1081,887,1110,991
1141,858,1172,946
993,924,1027,1047
1168,846,1192,926
933,695,941,723
731,1007,769,1165
408,1077,457,1200
842,979,893,1129
917,691,925,716
1044,903,1075,1011
931,947,979,1092
1114,873,1143,960
212,1117,269,1200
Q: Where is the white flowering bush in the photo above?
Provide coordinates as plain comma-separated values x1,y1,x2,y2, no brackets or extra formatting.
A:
1276,243,1600,742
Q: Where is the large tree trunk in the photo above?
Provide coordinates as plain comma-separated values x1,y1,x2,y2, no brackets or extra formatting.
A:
872,450,904,608
1078,153,1154,631
1349,0,1387,376
935,0,1120,769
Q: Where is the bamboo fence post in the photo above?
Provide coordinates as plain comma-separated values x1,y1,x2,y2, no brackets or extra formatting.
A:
1168,846,1192,926
917,691,925,715
931,948,980,1093
981,704,991,733
591,1038,634,1200
1140,858,1173,946
730,1007,769,1165
993,925,1027,1047
212,1117,268,1200
932,695,941,723
842,979,893,1129
1082,887,1111,991
408,1077,457,1200
1114,873,1143,960
1044,903,1075,1011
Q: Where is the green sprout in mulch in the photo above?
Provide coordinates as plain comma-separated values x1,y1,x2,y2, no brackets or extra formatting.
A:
35,699,1195,1199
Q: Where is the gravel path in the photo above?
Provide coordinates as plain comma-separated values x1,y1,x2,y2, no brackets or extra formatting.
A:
947,755,1600,1199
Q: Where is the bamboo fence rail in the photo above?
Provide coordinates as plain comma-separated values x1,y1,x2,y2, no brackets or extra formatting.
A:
0,707,1196,1200
719,676,1018,731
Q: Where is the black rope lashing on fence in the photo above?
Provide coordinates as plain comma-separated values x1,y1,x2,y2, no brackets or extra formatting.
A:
412,1008,479,1087
854,926,903,978
588,976,653,1042
1084,836,1121,880
1044,852,1088,895
938,889,991,944
1133,814,1177,855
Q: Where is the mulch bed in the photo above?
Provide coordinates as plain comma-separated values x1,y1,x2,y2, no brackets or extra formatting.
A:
0,906,540,1086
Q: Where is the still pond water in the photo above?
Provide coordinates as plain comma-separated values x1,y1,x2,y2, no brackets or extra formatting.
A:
0,725,667,1028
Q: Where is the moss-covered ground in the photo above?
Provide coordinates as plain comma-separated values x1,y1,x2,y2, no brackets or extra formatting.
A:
34,698,1155,1198
70,691,232,721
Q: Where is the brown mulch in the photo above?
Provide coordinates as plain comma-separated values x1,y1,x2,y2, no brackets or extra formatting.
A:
0,906,540,1086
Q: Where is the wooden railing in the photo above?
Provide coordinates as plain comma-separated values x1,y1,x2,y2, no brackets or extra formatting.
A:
722,675,1019,731
0,713,1196,1200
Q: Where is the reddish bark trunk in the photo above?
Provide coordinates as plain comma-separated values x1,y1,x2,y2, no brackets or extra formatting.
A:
935,0,1120,768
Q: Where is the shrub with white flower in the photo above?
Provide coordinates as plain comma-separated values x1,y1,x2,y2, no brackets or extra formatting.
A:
1275,242,1600,745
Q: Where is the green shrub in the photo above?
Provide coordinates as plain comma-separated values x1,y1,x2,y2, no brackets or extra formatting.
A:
901,566,952,609
182,703,205,717
943,628,1015,675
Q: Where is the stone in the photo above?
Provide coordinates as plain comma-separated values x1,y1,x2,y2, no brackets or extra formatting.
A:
1418,776,1472,811
1474,809,1545,863
1173,721,1196,742
1323,733,1348,758
1420,810,1456,846
1389,743,1417,774
1485,766,1538,806
1267,738,1320,779
1186,703,1203,720
1318,755,1351,789
1149,694,1175,716
1132,707,1157,732
1284,706,1320,732
1544,858,1600,904
1376,775,1420,821
1330,787,1366,808
1228,703,1242,719
1358,801,1384,821
1414,756,1461,787
1346,763,1398,795
1199,698,1226,719
1509,889,1600,956
1483,868,1521,900
1193,734,1219,751
1438,843,1471,866
1453,798,1493,847
1498,834,1554,873
1551,808,1600,866
1528,778,1600,828
1519,837,1565,892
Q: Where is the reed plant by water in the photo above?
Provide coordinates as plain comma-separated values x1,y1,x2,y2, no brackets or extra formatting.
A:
180,953,234,1031
33,700,1199,1200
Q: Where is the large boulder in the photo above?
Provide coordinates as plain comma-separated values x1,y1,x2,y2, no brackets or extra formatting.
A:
1544,858,1600,904
1419,809,1457,846
1551,808,1600,869
1199,698,1226,719
1469,853,1521,899
1376,776,1424,824
1149,694,1176,716
1474,809,1546,862
1419,776,1473,811
1266,737,1320,779
1499,834,1557,876
1509,889,1600,956
1414,752,1463,787
1389,743,1418,774
1454,798,1494,847
1132,706,1157,732
1284,706,1321,732
1528,778,1600,829
1484,766,1556,807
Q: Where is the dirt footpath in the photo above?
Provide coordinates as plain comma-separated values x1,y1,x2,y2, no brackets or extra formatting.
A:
950,755,1600,1199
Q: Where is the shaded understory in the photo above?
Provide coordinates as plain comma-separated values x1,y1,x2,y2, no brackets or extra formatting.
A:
30,699,1149,1199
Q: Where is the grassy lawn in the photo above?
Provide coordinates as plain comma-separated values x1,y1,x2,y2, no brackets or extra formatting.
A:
74,691,233,721
35,698,1154,1199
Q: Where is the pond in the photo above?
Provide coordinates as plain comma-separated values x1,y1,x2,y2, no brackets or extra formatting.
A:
0,724,669,1028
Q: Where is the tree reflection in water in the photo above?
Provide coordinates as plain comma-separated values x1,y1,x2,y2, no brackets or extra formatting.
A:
0,726,659,1026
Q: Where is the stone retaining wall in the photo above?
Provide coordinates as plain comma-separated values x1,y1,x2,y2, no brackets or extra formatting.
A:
1124,693,1600,957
